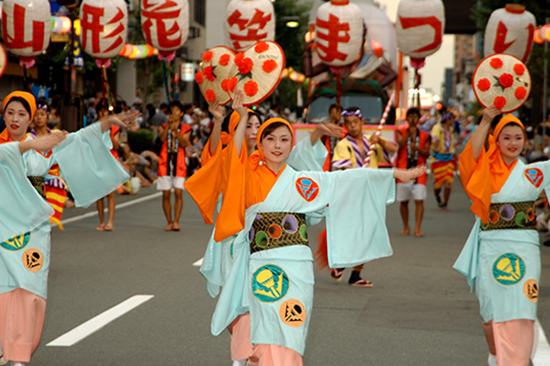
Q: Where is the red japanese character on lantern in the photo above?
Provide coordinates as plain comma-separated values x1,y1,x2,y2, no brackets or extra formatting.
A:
1,0,51,68
80,0,128,68
315,0,364,67
141,0,189,61
225,0,275,53
484,4,536,63
396,0,445,69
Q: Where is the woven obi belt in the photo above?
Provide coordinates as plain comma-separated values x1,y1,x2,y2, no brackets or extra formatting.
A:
250,212,309,254
28,176,46,199
481,201,536,231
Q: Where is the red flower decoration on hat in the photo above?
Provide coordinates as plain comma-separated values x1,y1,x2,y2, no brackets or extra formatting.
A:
515,86,527,100
514,63,525,76
498,73,514,89
238,57,254,76
255,42,269,54
219,54,230,66
244,80,259,97
202,51,213,63
221,77,238,93
203,66,215,82
477,78,491,92
235,52,244,66
262,59,278,74
205,89,216,102
490,58,503,69
494,96,506,109
195,71,204,85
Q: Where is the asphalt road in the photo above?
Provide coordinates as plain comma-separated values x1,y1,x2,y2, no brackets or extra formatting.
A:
27,176,550,365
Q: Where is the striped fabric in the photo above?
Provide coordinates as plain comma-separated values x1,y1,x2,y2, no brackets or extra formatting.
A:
46,185,67,230
432,158,456,189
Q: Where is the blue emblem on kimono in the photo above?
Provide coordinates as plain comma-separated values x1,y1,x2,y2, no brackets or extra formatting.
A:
1,232,31,251
525,168,543,188
295,178,319,202
252,264,289,302
493,253,525,285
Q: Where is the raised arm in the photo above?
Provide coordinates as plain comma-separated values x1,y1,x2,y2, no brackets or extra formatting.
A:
231,90,249,154
207,99,225,156
470,106,500,161
100,111,141,133
309,123,343,145
19,132,67,154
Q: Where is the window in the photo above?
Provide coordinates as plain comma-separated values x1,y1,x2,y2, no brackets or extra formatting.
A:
195,0,205,26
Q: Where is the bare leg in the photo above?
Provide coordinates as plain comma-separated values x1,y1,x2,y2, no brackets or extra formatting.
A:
96,198,105,230
443,182,452,205
172,189,183,230
400,201,410,234
105,191,116,230
414,200,424,235
162,190,173,228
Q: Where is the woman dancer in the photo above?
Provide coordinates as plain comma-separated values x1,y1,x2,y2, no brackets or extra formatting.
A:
209,94,423,365
0,91,135,366
186,92,339,366
430,112,456,211
455,106,544,366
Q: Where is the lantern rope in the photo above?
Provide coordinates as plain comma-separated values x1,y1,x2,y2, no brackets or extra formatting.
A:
162,59,171,103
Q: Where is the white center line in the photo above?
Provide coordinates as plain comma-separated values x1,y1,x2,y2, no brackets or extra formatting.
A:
533,319,550,365
46,295,154,347
52,192,162,228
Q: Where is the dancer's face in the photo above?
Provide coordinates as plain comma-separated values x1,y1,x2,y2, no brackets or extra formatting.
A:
5,101,31,141
245,115,261,151
260,125,292,165
497,124,524,163
407,112,420,128
34,108,48,129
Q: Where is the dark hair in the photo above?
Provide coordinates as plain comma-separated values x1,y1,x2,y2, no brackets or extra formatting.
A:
248,111,262,125
329,104,342,113
490,115,504,130
406,108,421,118
260,121,292,142
36,97,49,112
95,99,109,115
344,106,361,114
6,96,33,116
159,102,169,110
170,100,183,113
182,103,192,112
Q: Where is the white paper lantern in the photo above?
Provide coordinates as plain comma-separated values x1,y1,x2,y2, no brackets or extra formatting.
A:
484,4,536,63
1,0,51,68
141,0,189,61
396,0,445,68
80,0,128,67
315,0,364,67
225,0,275,53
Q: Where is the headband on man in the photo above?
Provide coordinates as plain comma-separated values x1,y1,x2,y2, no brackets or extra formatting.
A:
341,109,363,120
37,104,49,113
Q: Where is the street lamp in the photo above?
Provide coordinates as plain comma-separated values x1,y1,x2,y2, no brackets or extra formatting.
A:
282,16,300,28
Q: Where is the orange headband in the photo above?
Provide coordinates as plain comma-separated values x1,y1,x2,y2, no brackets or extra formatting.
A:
250,117,294,169
493,114,524,139
3,91,37,120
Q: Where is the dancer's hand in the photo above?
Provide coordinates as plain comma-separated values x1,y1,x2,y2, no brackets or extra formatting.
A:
19,132,68,154
310,123,343,144
232,90,248,117
208,99,224,122
102,110,141,131
480,106,500,126
393,165,426,183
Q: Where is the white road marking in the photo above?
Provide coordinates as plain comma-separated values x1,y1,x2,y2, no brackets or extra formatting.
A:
533,319,550,365
193,257,204,267
46,295,154,347
51,192,162,228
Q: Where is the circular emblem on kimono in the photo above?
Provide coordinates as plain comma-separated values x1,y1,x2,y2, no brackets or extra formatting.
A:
523,279,538,303
22,248,43,272
492,253,525,286
279,299,306,328
1,232,31,251
251,264,289,303
525,168,543,188
295,178,319,202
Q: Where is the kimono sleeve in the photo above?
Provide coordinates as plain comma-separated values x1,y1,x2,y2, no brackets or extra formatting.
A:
53,123,129,207
0,143,53,242
185,141,224,225
287,138,327,172
459,141,492,223
529,160,550,192
325,168,396,268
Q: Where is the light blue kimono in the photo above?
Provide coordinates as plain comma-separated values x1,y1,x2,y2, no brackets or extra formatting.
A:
211,166,395,355
199,138,328,299
0,124,129,299
454,159,550,323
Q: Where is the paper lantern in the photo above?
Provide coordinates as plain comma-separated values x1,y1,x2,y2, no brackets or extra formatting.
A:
1,0,51,68
225,0,275,52
484,4,536,63
396,0,445,69
141,0,189,61
315,0,364,67
80,0,128,67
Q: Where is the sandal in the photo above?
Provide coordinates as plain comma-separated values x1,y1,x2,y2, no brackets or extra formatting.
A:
413,231,424,237
172,223,181,231
96,224,106,231
164,223,174,231
330,268,345,282
104,224,114,231
349,278,374,288
400,229,410,236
